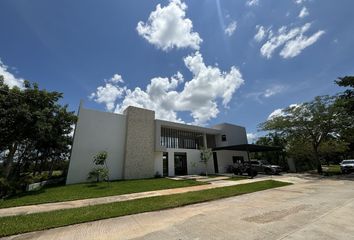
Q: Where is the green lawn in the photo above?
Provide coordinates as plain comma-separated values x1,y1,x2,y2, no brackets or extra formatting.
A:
0,180,291,237
0,178,205,209
229,176,248,181
322,165,341,175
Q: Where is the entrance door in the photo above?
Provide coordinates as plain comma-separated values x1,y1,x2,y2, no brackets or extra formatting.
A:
163,152,168,177
213,152,219,173
174,152,187,175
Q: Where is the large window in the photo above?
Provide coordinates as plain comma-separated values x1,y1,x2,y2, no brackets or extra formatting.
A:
160,127,204,149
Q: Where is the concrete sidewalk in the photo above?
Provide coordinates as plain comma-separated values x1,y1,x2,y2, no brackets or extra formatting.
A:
0,175,304,217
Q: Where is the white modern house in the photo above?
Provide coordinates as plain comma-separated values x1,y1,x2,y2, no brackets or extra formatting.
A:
66,104,272,184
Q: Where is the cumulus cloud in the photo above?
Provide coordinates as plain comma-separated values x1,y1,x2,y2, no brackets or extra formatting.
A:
89,74,126,111
260,23,324,59
136,0,202,51
254,25,267,42
0,60,24,88
225,21,237,36
298,7,309,18
91,52,244,125
246,0,259,7
267,108,284,120
267,104,300,120
247,133,258,143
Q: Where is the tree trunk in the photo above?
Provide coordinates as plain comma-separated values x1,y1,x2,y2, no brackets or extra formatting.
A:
48,159,55,179
313,145,323,174
3,142,18,179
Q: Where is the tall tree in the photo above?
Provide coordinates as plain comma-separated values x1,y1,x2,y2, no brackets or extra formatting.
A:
335,76,354,156
0,76,76,182
259,96,341,174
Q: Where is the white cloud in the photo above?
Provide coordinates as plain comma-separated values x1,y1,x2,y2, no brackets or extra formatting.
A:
259,23,324,59
264,85,286,98
225,21,237,36
280,30,325,58
91,52,244,125
254,25,267,42
246,84,286,102
267,108,284,120
294,0,306,5
298,7,309,18
0,60,24,88
260,23,311,58
267,104,300,120
89,74,126,111
247,133,258,143
136,0,202,51
246,0,259,7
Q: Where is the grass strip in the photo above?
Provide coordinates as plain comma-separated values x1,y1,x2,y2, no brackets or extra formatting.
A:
0,180,291,237
0,178,205,209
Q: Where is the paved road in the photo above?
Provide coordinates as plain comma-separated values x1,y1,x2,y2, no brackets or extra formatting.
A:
3,176,354,240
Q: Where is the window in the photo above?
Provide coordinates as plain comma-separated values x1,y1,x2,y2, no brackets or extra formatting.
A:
221,134,227,142
250,160,260,165
160,127,203,149
233,156,244,164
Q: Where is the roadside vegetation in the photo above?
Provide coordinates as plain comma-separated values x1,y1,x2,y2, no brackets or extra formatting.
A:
0,178,205,209
0,77,77,198
0,180,291,237
255,76,354,174
322,165,341,176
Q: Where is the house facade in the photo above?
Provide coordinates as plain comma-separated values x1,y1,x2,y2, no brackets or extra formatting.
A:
66,105,250,184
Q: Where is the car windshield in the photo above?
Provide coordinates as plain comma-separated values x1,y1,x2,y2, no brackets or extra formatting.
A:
260,160,270,165
342,160,354,164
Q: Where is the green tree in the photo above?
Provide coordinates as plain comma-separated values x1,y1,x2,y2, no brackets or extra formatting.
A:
259,96,341,174
335,76,354,157
335,76,354,113
254,133,287,168
0,77,76,183
88,151,109,182
200,147,212,176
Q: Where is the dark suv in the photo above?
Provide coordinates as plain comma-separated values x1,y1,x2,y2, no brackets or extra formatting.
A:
250,160,282,175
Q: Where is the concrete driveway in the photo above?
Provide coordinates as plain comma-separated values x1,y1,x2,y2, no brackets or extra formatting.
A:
3,175,354,240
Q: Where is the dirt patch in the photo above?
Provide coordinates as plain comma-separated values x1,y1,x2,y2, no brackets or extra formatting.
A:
243,204,310,224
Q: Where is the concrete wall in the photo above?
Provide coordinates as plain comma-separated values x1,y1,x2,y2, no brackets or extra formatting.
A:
212,123,248,147
215,150,249,173
123,107,155,179
66,108,126,184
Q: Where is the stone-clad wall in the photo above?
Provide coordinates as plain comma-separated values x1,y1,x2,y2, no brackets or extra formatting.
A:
123,106,155,179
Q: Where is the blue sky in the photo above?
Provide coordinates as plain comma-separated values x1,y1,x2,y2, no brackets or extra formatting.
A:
1,0,353,142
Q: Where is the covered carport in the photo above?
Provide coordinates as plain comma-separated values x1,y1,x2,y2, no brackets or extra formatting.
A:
211,144,283,174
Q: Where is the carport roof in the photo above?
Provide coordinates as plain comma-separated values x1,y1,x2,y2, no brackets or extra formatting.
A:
212,144,282,152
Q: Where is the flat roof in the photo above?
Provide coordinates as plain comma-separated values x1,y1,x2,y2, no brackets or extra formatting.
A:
155,119,221,134
213,144,282,152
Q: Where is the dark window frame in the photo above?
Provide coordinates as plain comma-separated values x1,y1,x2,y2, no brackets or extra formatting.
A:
221,134,227,142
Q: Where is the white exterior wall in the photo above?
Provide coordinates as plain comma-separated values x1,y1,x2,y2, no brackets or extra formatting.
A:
154,152,163,176
154,149,215,176
213,123,248,147
66,108,126,184
216,150,249,173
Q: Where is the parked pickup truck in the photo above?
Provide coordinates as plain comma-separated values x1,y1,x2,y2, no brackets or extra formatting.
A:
340,159,354,174
250,160,282,175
